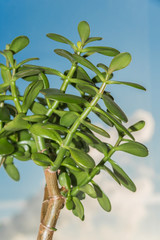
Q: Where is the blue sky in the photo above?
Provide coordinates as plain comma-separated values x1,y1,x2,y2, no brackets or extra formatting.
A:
0,0,160,239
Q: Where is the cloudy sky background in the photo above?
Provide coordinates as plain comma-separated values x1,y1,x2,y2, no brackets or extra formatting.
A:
0,0,160,239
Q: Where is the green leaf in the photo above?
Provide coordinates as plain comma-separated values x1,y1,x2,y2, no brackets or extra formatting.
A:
85,37,102,45
93,107,134,140
0,107,10,122
77,84,98,96
79,184,97,198
97,63,108,72
82,46,120,57
66,197,74,210
1,68,12,83
4,163,20,181
61,157,81,172
0,83,10,93
59,172,71,189
100,165,121,185
20,64,65,78
72,197,84,220
22,80,44,113
107,80,146,91
16,58,39,69
78,21,90,44
81,120,110,138
4,50,14,67
54,49,75,63
73,66,92,82
47,33,75,49
115,141,148,157
41,88,88,105
108,52,132,73
30,102,48,115
128,121,145,132
73,55,104,81
109,160,136,192
15,69,42,79
60,112,79,127
102,94,128,122
92,72,107,83
0,138,14,154
70,170,89,186
92,182,111,212
0,113,30,138
29,123,62,144
31,153,53,166
9,36,29,54
22,114,47,122
43,123,68,133
69,147,95,170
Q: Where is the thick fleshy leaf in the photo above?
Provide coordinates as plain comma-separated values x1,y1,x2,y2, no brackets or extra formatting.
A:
31,153,53,166
16,58,39,69
0,83,10,93
29,123,62,143
92,72,107,83
92,182,111,212
72,197,84,220
128,121,145,132
107,80,146,90
60,112,79,127
67,103,83,113
81,120,110,138
20,64,65,78
73,66,92,82
97,63,108,72
41,88,88,105
108,52,132,73
82,46,120,57
4,50,14,67
93,107,134,140
59,172,71,189
115,141,148,157
69,147,95,169
61,157,81,172
79,184,97,198
13,144,31,161
54,49,74,63
102,94,128,122
0,95,14,101
22,114,47,122
100,165,121,185
78,21,90,44
85,37,102,45
9,36,29,54
0,113,30,137
0,138,14,154
109,160,136,192
73,55,104,81
22,80,44,113
4,163,20,181
70,170,89,186
47,33,75,48
15,69,42,79
1,68,12,83
77,84,98,96
66,197,74,210
0,107,10,122
30,102,48,115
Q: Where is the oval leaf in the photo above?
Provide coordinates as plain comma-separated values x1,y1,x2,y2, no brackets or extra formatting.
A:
69,147,95,170
108,52,132,73
47,33,75,48
22,114,47,122
59,172,71,189
81,120,110,138
72,197,84,220
78,21,90,44
4,164,20,181
31,153,53,166
60,112,79,127
54,49,74,63
9,36,29,54
92,182,111,212
82,46,120,57
107,80,146,91
109,160,136,192
79,184,97,198
128,121,145,132
115,141,148,157
0,138,14,155
102,94,128,122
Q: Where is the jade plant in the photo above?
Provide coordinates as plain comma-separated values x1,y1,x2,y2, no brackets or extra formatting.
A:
0,21,148,240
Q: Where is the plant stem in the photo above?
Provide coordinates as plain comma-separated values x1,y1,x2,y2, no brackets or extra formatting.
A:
37,168,64,240
51,76,110,171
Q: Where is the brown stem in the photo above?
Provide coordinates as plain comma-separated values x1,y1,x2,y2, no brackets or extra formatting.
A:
37,168,65,240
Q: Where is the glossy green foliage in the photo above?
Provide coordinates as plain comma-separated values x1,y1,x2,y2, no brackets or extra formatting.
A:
0,21,148,222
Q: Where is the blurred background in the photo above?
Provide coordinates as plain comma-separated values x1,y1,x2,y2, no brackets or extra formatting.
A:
0,0,159,239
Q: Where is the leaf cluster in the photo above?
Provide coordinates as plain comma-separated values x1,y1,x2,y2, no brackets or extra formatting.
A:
0,21,148,220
